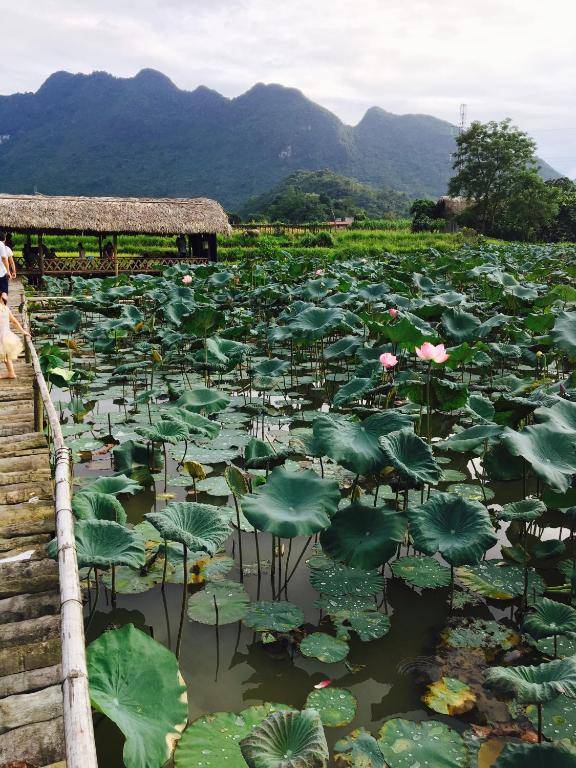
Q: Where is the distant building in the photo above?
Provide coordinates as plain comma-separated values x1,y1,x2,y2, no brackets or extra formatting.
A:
435,196,472,232
325,217,354,228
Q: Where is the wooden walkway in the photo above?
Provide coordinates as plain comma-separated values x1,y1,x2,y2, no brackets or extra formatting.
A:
0,281,65,767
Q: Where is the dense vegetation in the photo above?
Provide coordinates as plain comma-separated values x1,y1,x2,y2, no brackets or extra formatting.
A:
0,70,559,208
240,170,410,222
33,239,576,767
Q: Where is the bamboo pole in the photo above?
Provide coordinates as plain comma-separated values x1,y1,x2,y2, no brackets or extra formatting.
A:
22,301,99,768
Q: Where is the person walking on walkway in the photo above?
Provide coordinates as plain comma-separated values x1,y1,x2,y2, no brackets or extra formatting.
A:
0,233,10,296
0,292,29,380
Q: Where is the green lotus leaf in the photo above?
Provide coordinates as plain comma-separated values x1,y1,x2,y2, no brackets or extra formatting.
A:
87,624,188,768
422,676,476,715
320,501,407,570
101,562,166,594
305,687,357,727
312,412,412,476
442,618,520,651
82,473,143,496
502,424,576,493
456,561,544,600
112,439,160,474
290,306,359,340
174,703,296,768
535,398,576,432
408,492,497,566
377,719,468,768
537,634,576,659
439,424,503,452
65,520,145,569
241,467,340,538
225,465,250,497
379,428,441,486
494,743,576,768
315,594,391,641
244,437,280,468
136,420,189,445
523,597,576,640
391,555,451,588
430,378,469,412
164,408,220,437
72,492,127,524
526,695,576,743
252,357,291,376
309,563,384,597
145,501,231,554
176,386,231,414
333,728,386,768
300,632,349,663
485,654,576,703
497,498,546,522
446,482,494,502
54,308,82,333
333,377,376,406
239,709,329,768
243,601,304,632
324,336,362,360
551,311,576,356
182,306,224,337
442,308,481,342
187,579,250,624
467,394,495,422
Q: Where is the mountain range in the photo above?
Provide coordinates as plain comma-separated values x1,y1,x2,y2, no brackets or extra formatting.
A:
0,69,559,211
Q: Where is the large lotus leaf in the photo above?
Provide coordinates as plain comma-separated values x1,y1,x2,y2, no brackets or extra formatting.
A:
442,308,481,342
136,420,189,445
494,743,576,768
87,624,188,768
290,306,360,340
526,695,576,743
312,412,412,476
456,561,544,600
379,428,441,486
320,502,407,570
523,597,576,640
71,520,145,569
535,398,576,432
467,394,495,422
54,308,82,333
305,687,357,727
244,437,279,468
187,579,250,624
324,336,362,360
422,677,476,715
309,563,384,597
430,379,469,412
485,654,576,703
240,709,329,768
113,439,160,474
176,387,230,414
243,601,304,632
332,377,376,406
241,467,340,538
333,728,386,768
391,555,451,588
72,492,127,524
497,498,546,522
164,408,220,437
252,357,291,376
551,311,576,356
83,473,143,496
442,619,520,651
101,562,167,594
300,632,349,662
502,424,576,493
439,424,503,453
181,306,224,336
377,719,468,768
174,704,297,768
145,501,231,554
408,493,497,566
315,594,391,642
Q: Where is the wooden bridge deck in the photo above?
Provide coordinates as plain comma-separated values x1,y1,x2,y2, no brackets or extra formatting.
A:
0,281,65,767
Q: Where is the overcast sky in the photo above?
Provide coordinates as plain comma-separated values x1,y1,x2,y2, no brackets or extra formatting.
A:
2,0,575,176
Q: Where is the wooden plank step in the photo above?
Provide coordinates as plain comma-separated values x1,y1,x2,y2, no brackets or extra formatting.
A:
0,558,59,599
0,533,51,558
0,453,51,473
0,591,60,623
0,635,61,677
0,715,65,766
0,615,60,652
0,421,35,438
0,386,31,401
0,663,61,698
0,480,53,505
0,684,63,734
0,432,47,457
0,500,55,538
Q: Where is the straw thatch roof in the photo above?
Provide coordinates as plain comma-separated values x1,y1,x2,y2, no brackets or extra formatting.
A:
0,194,231,235
436,196,472,217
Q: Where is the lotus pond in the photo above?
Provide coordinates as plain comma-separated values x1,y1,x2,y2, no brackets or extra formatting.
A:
35,242,576,767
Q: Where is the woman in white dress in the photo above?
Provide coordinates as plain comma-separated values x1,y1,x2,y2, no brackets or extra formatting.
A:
0,293,29,379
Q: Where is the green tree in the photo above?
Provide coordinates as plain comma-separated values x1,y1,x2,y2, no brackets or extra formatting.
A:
449,119,538,233
497,171,558,241
544,178,576,241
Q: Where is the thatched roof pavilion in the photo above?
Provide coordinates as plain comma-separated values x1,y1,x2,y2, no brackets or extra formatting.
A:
0,194,231,276
0,194,231,236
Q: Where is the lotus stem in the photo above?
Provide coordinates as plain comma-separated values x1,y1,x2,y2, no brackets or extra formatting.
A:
232,495,244,582
537,702,542,743
271,535,276,599
85,566,100,633
111,564,117,607
284,536,313,589
176,544,188,660
161,539,168,591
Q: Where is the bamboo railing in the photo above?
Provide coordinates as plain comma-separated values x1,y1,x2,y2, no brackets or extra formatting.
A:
21,297,98,768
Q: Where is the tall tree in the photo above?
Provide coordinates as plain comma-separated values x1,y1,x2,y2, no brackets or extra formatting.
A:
449,119,538,233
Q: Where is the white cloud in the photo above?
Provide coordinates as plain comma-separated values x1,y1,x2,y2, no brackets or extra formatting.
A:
1,0,574,175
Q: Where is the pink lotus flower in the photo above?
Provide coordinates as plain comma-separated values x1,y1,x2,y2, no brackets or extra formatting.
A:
313,679,332,689
315,269,324,276
379,352,398,369
415,342,449,364
389,308,398,319
182,275,192,285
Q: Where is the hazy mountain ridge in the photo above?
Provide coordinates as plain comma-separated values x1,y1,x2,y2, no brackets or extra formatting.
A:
0,69,560,209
